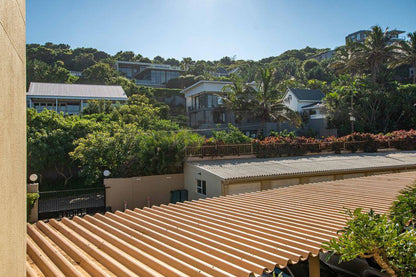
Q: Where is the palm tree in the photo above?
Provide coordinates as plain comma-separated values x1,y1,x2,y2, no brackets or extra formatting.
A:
222,67,300,136
390,32,416,83
358,25,394,81
329,40,363,75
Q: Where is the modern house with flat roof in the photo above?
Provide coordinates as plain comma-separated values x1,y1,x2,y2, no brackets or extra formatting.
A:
115,60,184,87
345,29,405,44
26,82,128,115
182,80,281,135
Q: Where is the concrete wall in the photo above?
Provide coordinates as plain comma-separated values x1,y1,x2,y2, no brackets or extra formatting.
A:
105,173,184,212
0,0,26,275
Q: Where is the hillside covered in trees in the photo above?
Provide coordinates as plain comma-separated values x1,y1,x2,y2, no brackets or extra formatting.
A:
27,26,416,189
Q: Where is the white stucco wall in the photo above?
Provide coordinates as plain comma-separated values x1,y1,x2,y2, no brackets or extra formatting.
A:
184,163,224,201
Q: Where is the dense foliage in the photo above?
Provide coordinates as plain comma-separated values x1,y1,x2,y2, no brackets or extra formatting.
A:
71,127,203,186
27,95,202,188
324,208,416,276
27,25,416,188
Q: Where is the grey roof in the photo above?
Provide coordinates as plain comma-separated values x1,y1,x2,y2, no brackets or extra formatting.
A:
301,102,321,109
27,82,128,100
189,151,416,181
289,88,325,101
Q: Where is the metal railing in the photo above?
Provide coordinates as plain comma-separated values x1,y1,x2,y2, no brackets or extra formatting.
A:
38,187,106,220
185,140,408,158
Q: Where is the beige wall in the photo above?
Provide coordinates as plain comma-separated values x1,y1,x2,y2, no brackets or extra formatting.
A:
105,173,184,212
0,0,26,275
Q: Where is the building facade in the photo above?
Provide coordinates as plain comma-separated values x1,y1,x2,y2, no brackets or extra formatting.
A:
115,61,184,87
283,88,336,137
0,0,27,274
346,29,405,44
27,82,128,115
182,80,273,135
184,152,416,201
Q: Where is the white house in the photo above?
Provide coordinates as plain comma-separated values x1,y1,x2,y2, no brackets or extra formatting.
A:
282,88,336,136
27,82,128,115
283,88,325,113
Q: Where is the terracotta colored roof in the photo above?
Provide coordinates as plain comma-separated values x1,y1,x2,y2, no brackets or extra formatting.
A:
26,171,416,276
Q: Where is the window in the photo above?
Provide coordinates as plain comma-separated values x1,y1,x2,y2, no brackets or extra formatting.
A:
196,179,206,195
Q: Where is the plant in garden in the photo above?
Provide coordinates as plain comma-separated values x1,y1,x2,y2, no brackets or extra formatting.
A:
210,124,252,144
323,208,416,276
27,193,39,221
390,181,416,229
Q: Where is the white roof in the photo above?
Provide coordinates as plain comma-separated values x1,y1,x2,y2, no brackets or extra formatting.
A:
181,80,232,97
27,82,128,100
189,151,416,181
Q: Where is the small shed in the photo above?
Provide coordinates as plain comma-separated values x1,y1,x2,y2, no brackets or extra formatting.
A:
184,151,416,201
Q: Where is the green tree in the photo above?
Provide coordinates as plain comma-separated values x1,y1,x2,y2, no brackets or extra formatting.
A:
211,124,252,144
324,208,416,276
329,41,363,76
390,32,416,83
114,51,135,61
222,68,301,135
359,26,395,81
153,55,165,64
27,59,77,88
71,127,203,185
80,62,117,84
27,109,99,187
390,181,416,228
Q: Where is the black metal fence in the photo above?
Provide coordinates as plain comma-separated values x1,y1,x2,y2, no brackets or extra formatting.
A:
38,187,106,220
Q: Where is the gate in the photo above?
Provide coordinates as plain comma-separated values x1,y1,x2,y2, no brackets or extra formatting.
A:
38,187,107,220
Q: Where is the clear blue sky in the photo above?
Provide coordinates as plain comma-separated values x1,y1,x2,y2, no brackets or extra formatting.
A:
27,0,416,61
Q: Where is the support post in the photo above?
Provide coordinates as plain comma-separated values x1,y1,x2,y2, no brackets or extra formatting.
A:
27,183,39,223
55,98,58,112
309,254,320,277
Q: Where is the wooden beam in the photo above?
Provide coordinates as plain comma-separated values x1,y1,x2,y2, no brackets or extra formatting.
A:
309,254,320,277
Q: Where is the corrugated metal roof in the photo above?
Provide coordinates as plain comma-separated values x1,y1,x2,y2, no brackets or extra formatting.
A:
189,152,416,181
26,171,416,276
27,82,128,99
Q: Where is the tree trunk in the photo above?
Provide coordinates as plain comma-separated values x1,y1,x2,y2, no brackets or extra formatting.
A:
55,165,73,187
373,251,396,277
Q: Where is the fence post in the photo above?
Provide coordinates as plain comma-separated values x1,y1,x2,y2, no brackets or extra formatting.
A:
27,183,39,223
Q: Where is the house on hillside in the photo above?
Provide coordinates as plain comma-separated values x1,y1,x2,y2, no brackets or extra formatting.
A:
115,61,184,87
26,82,128,115
346,29,405,44
182,80,280,135
283,88,335,137
310,50,335,61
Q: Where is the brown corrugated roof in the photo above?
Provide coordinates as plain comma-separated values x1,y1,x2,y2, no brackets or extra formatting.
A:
26,171,416,276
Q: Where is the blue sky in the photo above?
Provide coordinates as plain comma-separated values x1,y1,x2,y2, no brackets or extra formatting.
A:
27,0,416,61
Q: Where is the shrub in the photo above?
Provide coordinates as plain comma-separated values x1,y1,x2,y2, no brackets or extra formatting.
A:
390,181,416,229
210,124,252,144
27,193,39,221
323,208,416,276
